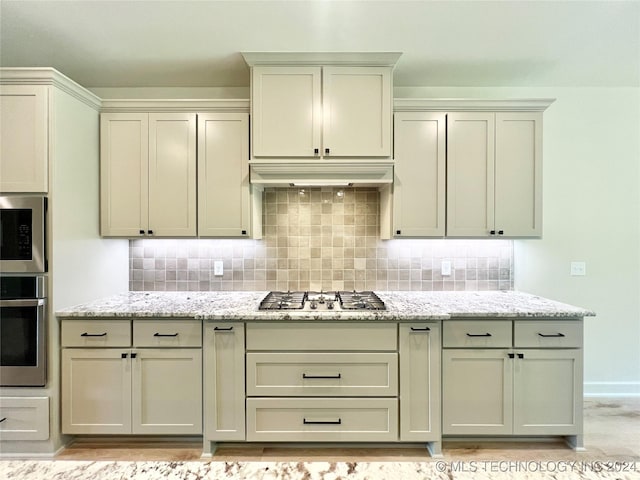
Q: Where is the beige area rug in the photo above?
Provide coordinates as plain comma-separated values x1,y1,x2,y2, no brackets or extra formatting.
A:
2,460,640,480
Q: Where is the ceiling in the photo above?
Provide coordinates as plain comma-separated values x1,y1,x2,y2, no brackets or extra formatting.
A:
1,0,638,89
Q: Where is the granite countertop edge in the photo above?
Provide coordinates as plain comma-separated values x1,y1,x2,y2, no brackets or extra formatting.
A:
55,290,595,321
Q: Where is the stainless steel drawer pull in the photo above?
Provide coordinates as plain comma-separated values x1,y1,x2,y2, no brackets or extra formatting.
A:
153,332,179,337
538,333,565,338
302,373,342,379
214,326,233,331
410,327,431,332
81,332,107,337
466,333,492,337
303,418,342,425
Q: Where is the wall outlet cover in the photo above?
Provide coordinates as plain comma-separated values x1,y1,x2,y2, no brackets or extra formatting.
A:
441,260,452,276
570,261,586,276
214,261,224,276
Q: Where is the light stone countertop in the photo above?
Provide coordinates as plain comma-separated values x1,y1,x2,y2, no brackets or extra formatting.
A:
55,290,595,321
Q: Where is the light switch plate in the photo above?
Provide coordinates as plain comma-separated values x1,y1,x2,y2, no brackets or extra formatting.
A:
570,261,586,276
214,261,224,276
441,260,452,276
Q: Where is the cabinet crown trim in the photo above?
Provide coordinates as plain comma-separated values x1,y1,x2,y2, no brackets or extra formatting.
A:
100,98,250,113
242,52,402,67
394,98,555,112
0,67,102,110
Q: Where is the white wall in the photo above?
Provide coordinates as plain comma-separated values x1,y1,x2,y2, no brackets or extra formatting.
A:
396,86,640,396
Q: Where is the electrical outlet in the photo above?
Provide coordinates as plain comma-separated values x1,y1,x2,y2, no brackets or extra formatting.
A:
214,261,224,276
441,260,452,276
570,261,586,276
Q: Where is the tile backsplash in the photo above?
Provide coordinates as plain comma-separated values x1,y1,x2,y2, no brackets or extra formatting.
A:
130,187,513,292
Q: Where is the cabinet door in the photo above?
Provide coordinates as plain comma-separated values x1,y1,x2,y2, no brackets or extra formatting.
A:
399,323,441,441
132,348,202,435
446,113,495,237
495,112,542,237
0,85,48,193
393,112,446,237
513,349,582,435
198,113,251,237
204,323,245,441
100,113,149,236
61,349,131,434
252,66,321,157
148,113,197,236
442,349,512,435
322,67,392,157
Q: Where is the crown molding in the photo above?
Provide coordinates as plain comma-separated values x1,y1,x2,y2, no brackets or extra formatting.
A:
100,98,250,113
394,98,555,112
242,52,402,68
0,68,102,110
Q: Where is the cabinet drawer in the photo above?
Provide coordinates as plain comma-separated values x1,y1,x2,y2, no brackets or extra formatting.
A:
514,321,582,348
246,353,398,397
61,320,131,347
443,320,512,348
246,398,398,442
0,397,49,441
133,319,202,347
246,322,396,351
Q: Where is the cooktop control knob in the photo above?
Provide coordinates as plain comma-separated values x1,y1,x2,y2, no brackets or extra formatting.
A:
310,300,318,310
327,301,334,310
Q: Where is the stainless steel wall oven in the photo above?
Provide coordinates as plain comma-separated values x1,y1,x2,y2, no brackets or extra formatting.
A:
0,275,47,387
0,195,47,273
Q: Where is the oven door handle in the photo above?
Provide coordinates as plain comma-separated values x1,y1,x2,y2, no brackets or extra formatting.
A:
0,299,45,307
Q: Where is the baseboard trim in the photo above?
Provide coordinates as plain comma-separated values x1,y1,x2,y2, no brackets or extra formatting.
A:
584,382,640,397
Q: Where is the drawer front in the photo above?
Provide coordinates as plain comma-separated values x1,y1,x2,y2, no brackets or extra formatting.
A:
443,320,512,348
246,398,398,441
246,323,397,351
61,320,131,347
133,319,202,347
514,320,582,348
0,397,49,441
246,352,398,397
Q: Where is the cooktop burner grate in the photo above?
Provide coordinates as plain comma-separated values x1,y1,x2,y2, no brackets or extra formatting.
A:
258,290,385,311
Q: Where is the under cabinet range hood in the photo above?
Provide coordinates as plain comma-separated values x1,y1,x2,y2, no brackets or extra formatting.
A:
249,160,394,187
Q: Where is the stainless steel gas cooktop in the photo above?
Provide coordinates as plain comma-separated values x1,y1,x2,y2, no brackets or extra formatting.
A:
258,291,386,311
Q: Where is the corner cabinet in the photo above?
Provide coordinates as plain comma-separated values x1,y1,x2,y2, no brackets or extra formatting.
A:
0,85,49,192
446,112,542,237
250,65,393,158
61,318,202,435
442,319,584,449
100,112,197,237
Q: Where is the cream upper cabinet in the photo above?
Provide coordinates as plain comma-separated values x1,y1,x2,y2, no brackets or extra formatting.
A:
393,112,446,237
251,65,392,158
0,85,48,192
100,112,196,237
198,113,252,237
447,111,542,237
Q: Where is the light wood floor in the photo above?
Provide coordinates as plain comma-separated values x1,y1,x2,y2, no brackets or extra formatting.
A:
56,397,640,462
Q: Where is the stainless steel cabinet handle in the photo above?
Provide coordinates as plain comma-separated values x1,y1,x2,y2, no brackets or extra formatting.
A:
302,373,341,379
0,299,45,307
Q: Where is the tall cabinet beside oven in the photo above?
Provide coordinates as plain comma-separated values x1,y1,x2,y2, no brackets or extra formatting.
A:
0,68,129,456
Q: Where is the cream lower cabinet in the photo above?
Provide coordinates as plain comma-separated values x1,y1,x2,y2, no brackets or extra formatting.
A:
399,323,441,454
100,113,197,237
442,319,583,448
61,319,202,435
204,323,245,445
446,112,542,237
